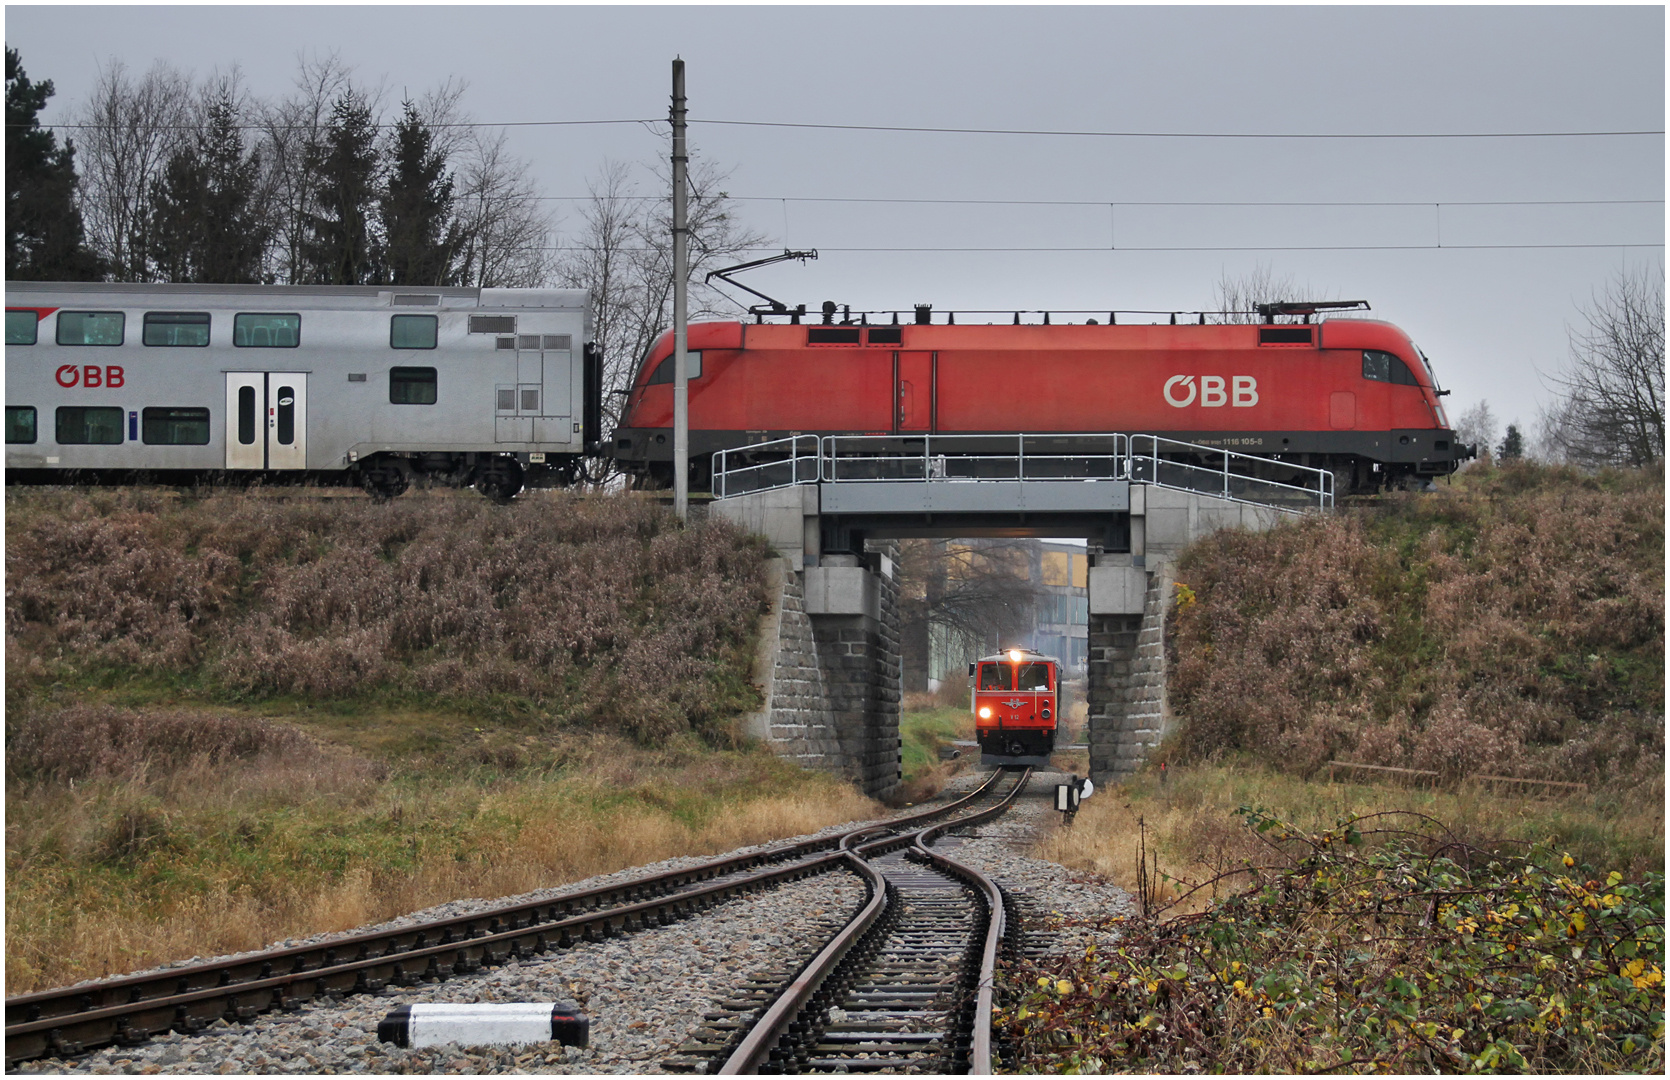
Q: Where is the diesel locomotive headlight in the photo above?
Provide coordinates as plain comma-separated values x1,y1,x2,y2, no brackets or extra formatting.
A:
978,706,992,719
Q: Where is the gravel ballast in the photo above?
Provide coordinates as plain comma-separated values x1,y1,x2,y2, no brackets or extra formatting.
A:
18,767,1132,1075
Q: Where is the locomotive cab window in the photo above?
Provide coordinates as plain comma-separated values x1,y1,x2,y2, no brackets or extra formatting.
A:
647,351,701,384
143,312,210,347
6,406,37,444
977,663,1011,690
1362,350,1420,386
1016,663,1052,691
234,313,299,348
57,311,125,346
142,407,210,445
390,314,438,350
56,406,124,444
6,310,39,345
390,366,438,404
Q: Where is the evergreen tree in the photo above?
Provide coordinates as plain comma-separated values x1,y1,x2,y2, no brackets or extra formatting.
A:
381,100,460,286
1497,424,1525,461
148,96,269,283
300,93,380,284
6,47,103,280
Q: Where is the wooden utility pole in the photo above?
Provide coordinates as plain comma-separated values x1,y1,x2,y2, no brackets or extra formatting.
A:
671,58,690,521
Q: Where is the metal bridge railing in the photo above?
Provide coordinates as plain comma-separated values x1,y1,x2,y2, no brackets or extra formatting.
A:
712,434,820,499
1128,434,1333,511
819,433,1128,484
711,431,1333,512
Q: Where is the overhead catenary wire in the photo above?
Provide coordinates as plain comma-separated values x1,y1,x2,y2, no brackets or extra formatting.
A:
531,242,1663,253
21,116,1667,139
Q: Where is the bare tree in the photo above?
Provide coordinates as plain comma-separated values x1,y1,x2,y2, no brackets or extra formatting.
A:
898,538,1045,689
256,52,355,284
1452,400,1499,464
1540,266,1665,469
555,156,768,473
74,59,192,280
1210,263,1300,323
452,127,556,288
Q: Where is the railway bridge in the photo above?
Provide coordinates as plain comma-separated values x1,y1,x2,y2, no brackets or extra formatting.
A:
711,433,1331,798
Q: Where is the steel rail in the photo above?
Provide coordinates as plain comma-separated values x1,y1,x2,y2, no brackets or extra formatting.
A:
716,768,1030,1074
7,770,1009,1066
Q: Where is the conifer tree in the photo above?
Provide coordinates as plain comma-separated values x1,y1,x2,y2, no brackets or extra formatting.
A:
148,96,269,283
6,47,103,280
300,93,380,284
381,100,460,286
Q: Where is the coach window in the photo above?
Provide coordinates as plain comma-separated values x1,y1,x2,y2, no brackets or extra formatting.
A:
390,366,438,405
390,314,438,350
6,310,39,345
142,407,210,445
647,351,702,384
56,406,124,444
6,406,37,443
233,313,300,348
57,311,125,346
144,312,210,347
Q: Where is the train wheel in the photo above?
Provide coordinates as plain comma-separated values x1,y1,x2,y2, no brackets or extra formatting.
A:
474,458,524,503
358,460,410,499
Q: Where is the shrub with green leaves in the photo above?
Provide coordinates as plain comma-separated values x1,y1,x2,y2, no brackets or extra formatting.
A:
1000,808,1665,1073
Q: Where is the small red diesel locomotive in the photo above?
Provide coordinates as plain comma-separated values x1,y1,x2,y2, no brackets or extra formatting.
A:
610,305,1469,495
970,648,1060,765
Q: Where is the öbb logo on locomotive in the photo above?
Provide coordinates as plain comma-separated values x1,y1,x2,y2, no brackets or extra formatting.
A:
1162,374,1259,408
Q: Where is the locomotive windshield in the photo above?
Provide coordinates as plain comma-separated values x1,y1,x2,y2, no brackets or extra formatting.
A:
979,661,1051,690
1016,663,1051,691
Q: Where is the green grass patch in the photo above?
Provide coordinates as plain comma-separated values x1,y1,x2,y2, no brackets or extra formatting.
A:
900,706,972,781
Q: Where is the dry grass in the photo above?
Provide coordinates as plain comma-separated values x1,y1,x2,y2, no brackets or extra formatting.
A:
5,703,877,994
1037,759,1665,921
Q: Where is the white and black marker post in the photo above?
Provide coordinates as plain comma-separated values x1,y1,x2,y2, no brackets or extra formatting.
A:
378,1003,589,1050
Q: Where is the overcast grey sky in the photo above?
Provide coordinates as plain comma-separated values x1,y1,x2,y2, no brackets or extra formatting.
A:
7,5,1664,435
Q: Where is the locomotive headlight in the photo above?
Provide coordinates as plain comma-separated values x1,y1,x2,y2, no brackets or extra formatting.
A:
1042,708,1051,720
1008,649,1022,662
978,706,992,719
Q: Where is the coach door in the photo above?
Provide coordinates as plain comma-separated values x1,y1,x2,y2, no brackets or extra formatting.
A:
497,334,574,444
225,372,308,470
895,351,934,432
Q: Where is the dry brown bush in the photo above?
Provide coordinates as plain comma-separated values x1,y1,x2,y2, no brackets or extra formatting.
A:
5,491,770,740
1168,463,1663,787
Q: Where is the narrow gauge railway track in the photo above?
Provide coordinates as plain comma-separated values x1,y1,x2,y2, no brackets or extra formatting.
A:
673,768,1031,1075
5,770,1014,1067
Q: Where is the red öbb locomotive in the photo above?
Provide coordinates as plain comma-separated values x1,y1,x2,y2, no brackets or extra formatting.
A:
610,304,1470,495
971,648,1060,765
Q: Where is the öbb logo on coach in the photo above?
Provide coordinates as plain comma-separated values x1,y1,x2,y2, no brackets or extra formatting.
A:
1163,374,1258,408
55,365,126,389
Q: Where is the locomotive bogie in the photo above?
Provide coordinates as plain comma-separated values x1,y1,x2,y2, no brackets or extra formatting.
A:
5,283,599,499
611,316,1467,495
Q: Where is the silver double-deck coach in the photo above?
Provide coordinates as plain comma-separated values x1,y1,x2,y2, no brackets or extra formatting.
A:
4,283,601,500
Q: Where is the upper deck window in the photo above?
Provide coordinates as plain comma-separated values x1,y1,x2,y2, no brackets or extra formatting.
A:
144,312,210,347
1362,349,1420,386
234,313,299,348
647,351,702,384
6,310,39,345
57,311,125,346
390,314,438,350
